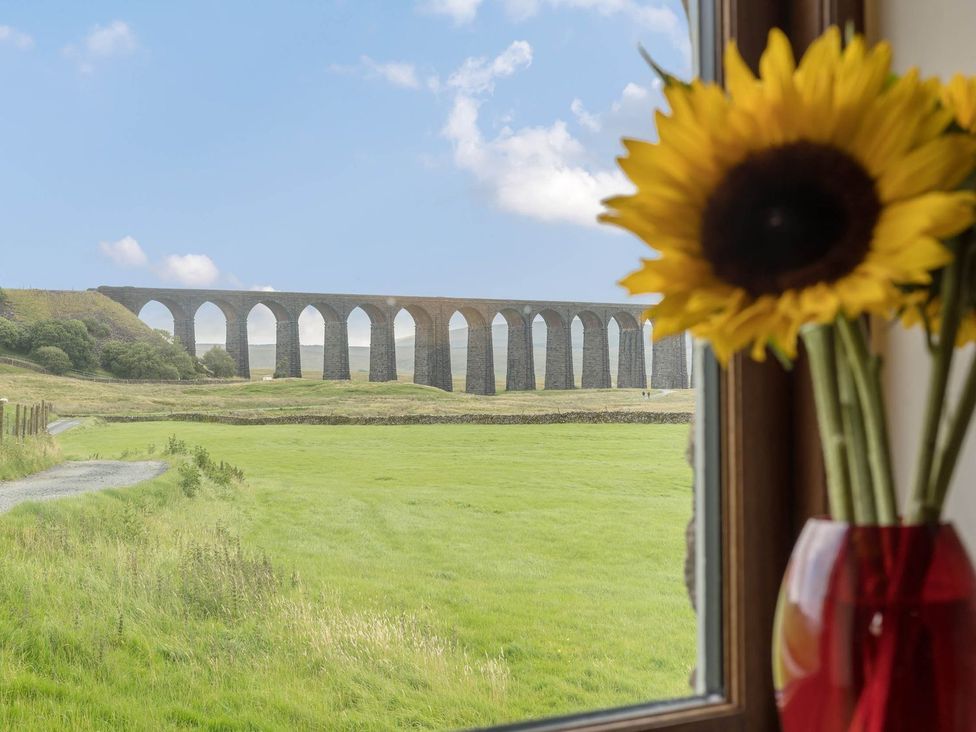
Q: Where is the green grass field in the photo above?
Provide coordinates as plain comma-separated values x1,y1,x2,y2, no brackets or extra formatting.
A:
0,420,696,730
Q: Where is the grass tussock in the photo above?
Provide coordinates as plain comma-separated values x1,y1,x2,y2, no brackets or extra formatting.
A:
0,435,62,481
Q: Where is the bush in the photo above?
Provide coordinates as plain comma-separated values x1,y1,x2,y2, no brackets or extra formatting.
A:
201,347,237,378
100,339,198,380
31,345,72,374
83,318,111,339
26,319,97,370
178,463,201,498
0,317,28,352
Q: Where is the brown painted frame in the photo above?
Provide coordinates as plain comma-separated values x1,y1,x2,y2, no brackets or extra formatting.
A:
482,1,866,730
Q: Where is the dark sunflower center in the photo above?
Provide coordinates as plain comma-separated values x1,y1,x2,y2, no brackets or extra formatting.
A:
701,141,881,297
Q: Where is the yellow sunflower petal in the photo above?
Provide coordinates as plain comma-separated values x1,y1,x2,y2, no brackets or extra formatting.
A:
877,134,976,202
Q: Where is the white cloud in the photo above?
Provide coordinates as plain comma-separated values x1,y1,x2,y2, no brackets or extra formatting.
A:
425,0,691,61
85,20,137,57
446,40,532,94
64,20,137,73
158,254,220,287
418,0,484,25
250,285,277,292
570,98,600,131
0,25,33,50
361,56,421,89
99,235,148,268
441,41,630,228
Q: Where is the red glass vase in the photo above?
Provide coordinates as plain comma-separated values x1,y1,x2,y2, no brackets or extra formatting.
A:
773,519,976,732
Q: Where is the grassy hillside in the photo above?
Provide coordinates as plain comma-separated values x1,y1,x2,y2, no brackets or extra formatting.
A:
0,363,694,418
0,421,695,729
0,289,159,343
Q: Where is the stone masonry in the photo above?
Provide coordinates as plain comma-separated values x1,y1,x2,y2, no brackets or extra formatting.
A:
96,286,689,395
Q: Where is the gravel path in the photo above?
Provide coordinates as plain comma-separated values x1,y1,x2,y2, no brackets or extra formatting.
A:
47,418,81,436
0,461,169,513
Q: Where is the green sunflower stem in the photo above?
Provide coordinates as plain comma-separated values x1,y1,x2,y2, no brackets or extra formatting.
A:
801,324,853,523
909,247,965,524
834,327,877,525
926,352,976,521
836,315,897,525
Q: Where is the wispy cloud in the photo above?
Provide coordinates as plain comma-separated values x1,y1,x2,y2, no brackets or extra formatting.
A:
570,98,600,132
0,25,33,50
418,0,484,25
99,236,148,268
63,20,137,73
421,0,691,61
446,40,532,94
361,56,421,89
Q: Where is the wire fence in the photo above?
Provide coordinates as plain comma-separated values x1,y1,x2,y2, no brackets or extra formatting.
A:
0,400,51,443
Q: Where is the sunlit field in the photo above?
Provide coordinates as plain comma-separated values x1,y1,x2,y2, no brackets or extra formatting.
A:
0,420,696,730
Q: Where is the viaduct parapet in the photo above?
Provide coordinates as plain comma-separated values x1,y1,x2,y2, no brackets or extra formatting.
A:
96,286,688,395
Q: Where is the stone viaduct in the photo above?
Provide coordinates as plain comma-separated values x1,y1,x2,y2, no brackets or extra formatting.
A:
96,286,688,395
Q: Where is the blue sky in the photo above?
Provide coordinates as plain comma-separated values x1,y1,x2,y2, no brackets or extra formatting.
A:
0,1,690,343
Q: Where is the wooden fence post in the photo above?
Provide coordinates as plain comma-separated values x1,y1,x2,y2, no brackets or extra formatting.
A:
0,401,4,445
15,404,21,441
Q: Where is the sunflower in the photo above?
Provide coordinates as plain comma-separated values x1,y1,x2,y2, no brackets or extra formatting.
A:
600,26,976,364
902,295,976,346
943,73,976,133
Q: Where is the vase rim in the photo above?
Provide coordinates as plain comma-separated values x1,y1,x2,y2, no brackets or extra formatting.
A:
806,516,955,529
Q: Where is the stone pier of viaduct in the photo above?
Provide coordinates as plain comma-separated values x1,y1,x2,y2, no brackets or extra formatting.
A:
96,286,688,395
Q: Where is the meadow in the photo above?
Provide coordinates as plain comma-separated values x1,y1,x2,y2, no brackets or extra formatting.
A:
0,364,695,420
0,420,696,730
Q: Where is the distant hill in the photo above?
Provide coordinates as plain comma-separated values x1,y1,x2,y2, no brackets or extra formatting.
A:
199,322,670,383
0,289,160,343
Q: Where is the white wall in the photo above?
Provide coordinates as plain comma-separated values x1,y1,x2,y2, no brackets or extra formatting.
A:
871,0,976,551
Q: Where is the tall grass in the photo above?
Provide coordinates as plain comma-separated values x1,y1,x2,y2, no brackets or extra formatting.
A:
0,452,516,730
0,434,62,480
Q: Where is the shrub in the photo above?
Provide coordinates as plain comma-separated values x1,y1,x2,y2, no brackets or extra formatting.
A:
26,319,97,370
31,345,72,374
178,463,201,498
201,347,237,378
164,435,188,455
100,339,198,380
0,317,28,352
83,318,111,339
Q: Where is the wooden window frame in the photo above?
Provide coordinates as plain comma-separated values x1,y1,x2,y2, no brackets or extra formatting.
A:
484,1,864,730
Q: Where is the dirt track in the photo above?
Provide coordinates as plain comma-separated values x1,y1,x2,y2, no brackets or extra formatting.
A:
0,461,168,513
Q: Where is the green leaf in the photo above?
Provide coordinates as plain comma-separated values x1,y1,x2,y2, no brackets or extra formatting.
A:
638,44,690,89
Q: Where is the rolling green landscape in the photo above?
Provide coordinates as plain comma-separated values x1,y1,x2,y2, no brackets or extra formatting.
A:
0,288,697,729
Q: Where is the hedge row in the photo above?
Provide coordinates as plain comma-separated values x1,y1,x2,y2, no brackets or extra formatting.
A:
89,411,693,426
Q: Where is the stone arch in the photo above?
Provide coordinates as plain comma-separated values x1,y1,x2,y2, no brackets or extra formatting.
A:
534,308,573,390
452,306,495,395
245,299,300,379
192,298,244,377
575,310,611,389
137,298,195,356
497,306,534,391
349,303,396,382
612,311,647,389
